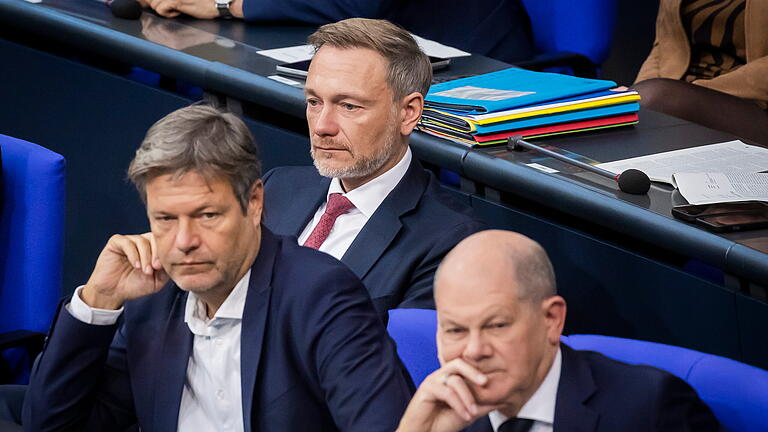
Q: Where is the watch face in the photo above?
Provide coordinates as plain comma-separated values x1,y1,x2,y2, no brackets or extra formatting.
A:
215,0,229,6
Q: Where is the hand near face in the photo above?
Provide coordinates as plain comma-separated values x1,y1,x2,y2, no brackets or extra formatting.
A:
81,233,169,310
397,359,501,432
137,0,243,19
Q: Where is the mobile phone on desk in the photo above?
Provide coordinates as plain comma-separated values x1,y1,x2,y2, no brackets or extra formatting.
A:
672,201,768,232
276,56,450,79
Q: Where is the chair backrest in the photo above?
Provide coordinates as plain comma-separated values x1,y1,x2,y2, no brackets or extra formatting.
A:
388,309,768,432
519,0,617,65
0,134,65,334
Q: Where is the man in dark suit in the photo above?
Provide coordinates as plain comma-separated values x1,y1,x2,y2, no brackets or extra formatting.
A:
23,105,412,431
262,19,485,321
397,230,723,432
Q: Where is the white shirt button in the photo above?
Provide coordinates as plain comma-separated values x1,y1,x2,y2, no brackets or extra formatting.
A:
216,389,225,400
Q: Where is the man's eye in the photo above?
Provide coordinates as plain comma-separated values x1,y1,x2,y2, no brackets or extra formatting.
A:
201,212,219,219
489,322,508,329
307,99,319,107
342,103,358,111
446,328,465,334
156,216,175,222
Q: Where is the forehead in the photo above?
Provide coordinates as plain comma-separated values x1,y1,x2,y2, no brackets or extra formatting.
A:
145,171,234,210
305,45,391,98
435,268,522,322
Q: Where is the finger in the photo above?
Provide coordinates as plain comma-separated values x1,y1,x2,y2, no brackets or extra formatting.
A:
443,359,488,386
130,236,154,275
434,381,473,422
109,235,141,270
154,0,179,17
142,232,162,270
444,374,479,416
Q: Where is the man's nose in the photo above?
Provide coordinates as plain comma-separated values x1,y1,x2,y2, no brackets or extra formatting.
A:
462,331,492,362
312,105,339,137
174,219,201,254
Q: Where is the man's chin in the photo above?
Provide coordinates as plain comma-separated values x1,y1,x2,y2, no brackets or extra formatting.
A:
171,274,217,293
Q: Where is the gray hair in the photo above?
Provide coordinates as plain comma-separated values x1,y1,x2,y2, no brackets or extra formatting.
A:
512,241,557,304
308,18,433,100
127,105,261,213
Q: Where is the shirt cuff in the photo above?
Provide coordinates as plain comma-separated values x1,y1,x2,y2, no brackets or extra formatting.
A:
66,286,124,325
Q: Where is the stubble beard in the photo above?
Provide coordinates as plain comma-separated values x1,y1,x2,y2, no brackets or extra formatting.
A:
311,120,400,180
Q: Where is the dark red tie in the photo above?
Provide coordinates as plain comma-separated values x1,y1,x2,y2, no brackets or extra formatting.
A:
303,193,355,249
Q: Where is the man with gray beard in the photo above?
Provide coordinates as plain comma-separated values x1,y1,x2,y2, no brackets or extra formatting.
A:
262,18,485,322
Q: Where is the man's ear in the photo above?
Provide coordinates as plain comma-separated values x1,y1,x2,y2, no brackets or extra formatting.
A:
541,296,567,346
247,179,264,224
399,92,425,136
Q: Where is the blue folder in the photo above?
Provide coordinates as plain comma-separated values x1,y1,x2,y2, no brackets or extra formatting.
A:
474,103,640,134
426,68,617,114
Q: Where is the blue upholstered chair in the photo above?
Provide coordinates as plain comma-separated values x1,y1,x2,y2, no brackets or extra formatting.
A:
0,134,65,383
517,0,618,77
387,308,768,432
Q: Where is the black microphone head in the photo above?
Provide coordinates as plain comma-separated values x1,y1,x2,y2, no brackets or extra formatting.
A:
617,168,651,194
111,0,143,19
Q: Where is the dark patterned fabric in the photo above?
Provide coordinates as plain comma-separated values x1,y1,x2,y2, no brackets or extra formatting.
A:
681,0,746,81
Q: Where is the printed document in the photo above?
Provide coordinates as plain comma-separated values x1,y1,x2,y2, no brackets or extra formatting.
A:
597,140,768,185
672,172,768,205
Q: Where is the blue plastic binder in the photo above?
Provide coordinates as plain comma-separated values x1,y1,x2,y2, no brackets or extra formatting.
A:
426,68,617,114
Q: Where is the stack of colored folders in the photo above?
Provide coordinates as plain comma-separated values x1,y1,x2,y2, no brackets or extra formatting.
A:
419,68,640,146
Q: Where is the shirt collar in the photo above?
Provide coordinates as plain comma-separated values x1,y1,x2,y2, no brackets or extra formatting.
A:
489,347,562,431
327,146,412,218
184,269,251,336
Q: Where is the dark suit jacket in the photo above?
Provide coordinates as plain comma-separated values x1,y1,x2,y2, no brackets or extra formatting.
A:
241,0,534,63
464,344,722,432
262,156,486,320
23,229,412,432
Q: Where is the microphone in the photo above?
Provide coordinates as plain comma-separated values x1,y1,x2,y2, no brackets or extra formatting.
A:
507,135,651,195
109,0,143,19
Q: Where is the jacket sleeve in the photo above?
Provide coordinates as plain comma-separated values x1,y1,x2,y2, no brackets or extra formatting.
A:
242,0,397,24
296,264,413,432
692,56,768,106
22,304,136,432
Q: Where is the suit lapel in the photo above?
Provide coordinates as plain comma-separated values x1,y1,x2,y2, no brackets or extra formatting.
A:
274,174,330,237
240,229,279,431
152,289,193,432
341,157,429,280
553,344,599,432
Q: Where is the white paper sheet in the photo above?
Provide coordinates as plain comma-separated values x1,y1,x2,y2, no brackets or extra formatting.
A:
672,172,768,204
257,45,316,63
597,140,768,185
257,34,470,63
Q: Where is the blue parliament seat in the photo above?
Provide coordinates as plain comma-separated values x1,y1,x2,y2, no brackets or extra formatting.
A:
518,0,617,77
387,308,768,432
0,134,65,382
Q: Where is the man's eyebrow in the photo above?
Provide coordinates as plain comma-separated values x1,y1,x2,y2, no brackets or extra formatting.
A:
304,88,376,105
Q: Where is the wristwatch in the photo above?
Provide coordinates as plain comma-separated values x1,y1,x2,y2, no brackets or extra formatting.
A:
215,0,233,19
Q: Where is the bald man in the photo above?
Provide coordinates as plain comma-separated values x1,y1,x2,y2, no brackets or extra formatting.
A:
397,230,723,432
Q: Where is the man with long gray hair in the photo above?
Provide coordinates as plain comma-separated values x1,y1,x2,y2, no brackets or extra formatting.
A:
263,18,485,322
23,105,412,431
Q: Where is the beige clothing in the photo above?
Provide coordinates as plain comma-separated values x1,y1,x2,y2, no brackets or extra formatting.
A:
635,0,768,108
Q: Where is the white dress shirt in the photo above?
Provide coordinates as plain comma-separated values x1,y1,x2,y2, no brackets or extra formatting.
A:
488,348,563,432
67,270,251,432
297,147,413,259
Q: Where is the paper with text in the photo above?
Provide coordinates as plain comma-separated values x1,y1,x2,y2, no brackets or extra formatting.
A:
597,140,768,185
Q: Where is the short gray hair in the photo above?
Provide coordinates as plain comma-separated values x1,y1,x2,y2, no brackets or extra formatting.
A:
127,105,261,213
308,18,433,100
512,241,557,304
